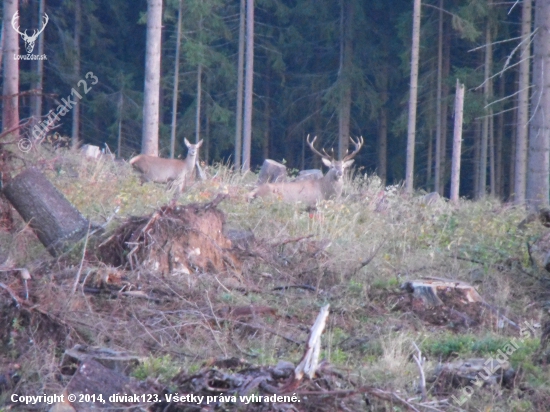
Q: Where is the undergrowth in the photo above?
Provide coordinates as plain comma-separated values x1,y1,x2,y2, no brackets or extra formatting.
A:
1,147,549,411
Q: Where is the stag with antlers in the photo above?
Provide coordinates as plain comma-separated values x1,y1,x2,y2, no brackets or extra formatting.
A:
249,135,363,206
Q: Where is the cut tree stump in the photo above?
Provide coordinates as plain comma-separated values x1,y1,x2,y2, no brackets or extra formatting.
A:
400,277,519,330
2,167,90,256
294,169,323,182
257,159,287,184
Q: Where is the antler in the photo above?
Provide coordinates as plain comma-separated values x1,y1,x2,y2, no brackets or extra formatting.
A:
11,11,25,36
33,13,49,39
342,136,364,161
306,134,333,161
11,12,48,41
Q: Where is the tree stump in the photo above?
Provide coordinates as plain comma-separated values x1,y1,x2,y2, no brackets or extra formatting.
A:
294,169,323,182
2,168,90,256
257,159,287,184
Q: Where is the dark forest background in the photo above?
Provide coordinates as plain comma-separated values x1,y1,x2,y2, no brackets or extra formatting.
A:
9,0,526,199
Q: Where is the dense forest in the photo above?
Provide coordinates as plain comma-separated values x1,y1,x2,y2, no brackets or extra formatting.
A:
3,0,550,203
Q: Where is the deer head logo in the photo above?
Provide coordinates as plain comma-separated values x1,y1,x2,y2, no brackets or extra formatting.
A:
12,11,49,54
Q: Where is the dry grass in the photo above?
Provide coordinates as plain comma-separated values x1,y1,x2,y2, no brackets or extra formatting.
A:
0,147,549,411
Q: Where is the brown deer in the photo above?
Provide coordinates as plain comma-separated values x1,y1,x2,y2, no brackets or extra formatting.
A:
130,138,203,191
249,135,363,206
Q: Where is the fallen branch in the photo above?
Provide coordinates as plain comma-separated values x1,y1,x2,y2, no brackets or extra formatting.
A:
272,284,316,292
356,240,386,271
295,304,330,380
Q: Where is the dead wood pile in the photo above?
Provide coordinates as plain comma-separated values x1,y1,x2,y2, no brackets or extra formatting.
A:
97,194,240,276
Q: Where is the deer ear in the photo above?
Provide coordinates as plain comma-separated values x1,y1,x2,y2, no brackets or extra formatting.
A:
321,158,332,167
197,140,204,147
184,138,191,146
343,159,355,168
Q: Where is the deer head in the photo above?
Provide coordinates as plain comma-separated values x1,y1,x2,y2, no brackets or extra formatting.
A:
12,11,49,54
184,138,203,163
306,134,363,189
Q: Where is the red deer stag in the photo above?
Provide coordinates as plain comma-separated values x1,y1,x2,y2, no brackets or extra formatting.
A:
249,135,363,206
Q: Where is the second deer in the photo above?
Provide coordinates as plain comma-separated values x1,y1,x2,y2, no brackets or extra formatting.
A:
130,138,203,192
249,135,363,206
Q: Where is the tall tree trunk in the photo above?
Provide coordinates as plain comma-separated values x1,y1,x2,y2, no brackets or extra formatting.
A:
378,78,388,186
170,0,183,159
234,0,245,168
205,97,210,163
496,77,505,197
526,0,550,209
263,69,270,160
450,80,465,203
405,0,421,194
478,17,492,198
117,93,123,158
473,120,481,196
2,0,19,137
439,34,450,195
71,0,82,148
241,0,254,171
195,63,202,144
489,108,495,196
0,15,4,70
514,0,532,204
435,0,444,195
510,76,518,199
427,129,433,190
338,0,353,159
31,0,45,124
427,59,437,190
141,0,163,156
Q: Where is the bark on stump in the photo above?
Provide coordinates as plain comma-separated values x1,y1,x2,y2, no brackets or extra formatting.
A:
257,159,287,184
2,167,90,256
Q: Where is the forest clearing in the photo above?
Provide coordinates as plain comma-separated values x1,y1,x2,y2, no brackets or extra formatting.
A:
2,0,550,410
0,148,549,411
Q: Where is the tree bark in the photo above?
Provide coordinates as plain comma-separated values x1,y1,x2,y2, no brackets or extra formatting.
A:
378,82,388,186
451,81,465,203
263,65,270,161
71,0,82,148
405,0,421,194
2,0,19,137
473,120,481,196
196,63,202,144
514,0,532,204
170,0,183,159
234,0,245,169
338,0,353,159
438,28,451,194
2,168,90,256
117,93,123,158
478,16,492,199
31,0,46,124
526,0,550,209
435,0,444,195
489,107,495,196
241,0,254,171
141,0,163,156
496,77,505,197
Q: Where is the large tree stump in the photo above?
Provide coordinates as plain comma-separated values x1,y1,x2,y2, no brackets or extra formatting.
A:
257,159,287,184
294,169,323,182
2,168,90,256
